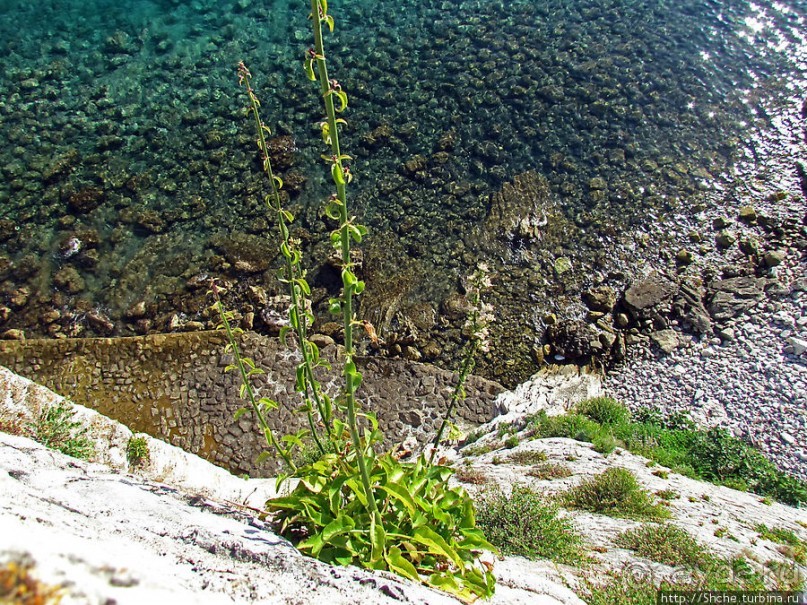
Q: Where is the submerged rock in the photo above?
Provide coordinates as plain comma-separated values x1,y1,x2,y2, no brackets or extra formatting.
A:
546,320,599,360
209,232,277,274
67,187,104,213
53,266,85,294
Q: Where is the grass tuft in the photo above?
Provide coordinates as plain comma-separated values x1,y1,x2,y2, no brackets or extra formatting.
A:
581,554,801,605
29,403,95,461
506,449,548,465
615,523,712,567
528,462,573,480
454,467,488,485
126,435,150,468
655,488,679,501
755,524,806,564
503,435,520,449
0,411,25,437
560,467,671,521
576,397,631,426
476,485,585,565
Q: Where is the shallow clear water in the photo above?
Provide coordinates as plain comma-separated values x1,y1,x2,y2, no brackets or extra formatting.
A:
0,0,805,383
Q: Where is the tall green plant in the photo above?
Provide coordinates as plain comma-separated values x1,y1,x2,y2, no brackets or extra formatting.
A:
211,1,497,599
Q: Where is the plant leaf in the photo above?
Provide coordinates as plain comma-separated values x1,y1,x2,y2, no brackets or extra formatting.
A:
370,513,386,564
459,528,498,553
321,514,355,544
331,162,345,185
345,360,362,392
385,547,420,582
304,58,316,81
334,90,348,112
412,526,464,569
380,482,417,517
345,477,368,507
328,475,348,515
299,531,325,555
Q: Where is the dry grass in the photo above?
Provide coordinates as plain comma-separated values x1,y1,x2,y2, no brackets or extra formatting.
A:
454,467,489,485
528,462,573,480
0,557,63,604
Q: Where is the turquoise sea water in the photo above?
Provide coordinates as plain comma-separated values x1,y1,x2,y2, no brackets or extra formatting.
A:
0,0,805,382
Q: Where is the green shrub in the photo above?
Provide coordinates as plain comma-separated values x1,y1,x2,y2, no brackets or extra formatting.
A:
633,407,695,431
476,486,584,564
463,442,495,457
615,524,713,567
576,397,631,426
463,429,484,446
560,468,671,520
496,422,520,438
613,422,697,472
535,401,807,506
632,406,664,427
687,428,807,506
592,433,619,455
612,415,806,506
756,524,801,546
126,435,150,468
30,403,95,461
655,488,679,501
529,410,608,443
581,573,659,605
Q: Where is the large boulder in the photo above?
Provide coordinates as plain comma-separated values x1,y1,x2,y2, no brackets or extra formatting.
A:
707,277,768,322
623,271,678,318
673,276,713,335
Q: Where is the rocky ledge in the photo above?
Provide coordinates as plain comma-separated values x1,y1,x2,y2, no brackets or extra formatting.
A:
2,366,804,604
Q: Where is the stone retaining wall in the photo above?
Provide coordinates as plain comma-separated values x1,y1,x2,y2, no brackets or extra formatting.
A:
0,332,502,476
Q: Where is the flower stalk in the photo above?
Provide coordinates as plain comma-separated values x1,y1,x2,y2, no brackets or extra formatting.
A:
210,283,295,470
430,263,494,463
307,0,380,524
237,61,332,457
